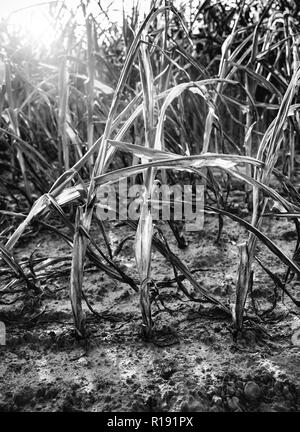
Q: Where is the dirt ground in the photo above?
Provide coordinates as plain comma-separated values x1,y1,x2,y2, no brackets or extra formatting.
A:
0,206,300,412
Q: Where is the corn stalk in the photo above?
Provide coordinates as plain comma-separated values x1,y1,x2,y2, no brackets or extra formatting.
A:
70,202,94,337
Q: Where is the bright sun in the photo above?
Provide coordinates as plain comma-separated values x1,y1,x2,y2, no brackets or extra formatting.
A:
1,0,134,49
2,0,60,48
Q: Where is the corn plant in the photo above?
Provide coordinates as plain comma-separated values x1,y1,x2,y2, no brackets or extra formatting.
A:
2,0,300,340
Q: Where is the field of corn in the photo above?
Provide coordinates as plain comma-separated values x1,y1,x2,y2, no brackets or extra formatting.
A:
1,0,300,413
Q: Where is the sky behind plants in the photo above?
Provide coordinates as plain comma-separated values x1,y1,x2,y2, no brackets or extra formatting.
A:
1,0,138,47
0,0,243,50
